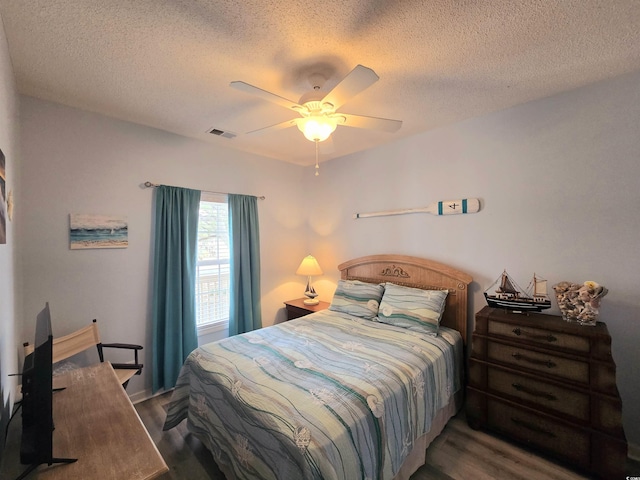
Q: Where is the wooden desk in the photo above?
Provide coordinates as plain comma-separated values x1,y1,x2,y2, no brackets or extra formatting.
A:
2,362,168,480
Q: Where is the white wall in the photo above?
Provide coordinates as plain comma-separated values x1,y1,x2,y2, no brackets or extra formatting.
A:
18,97,312,398
309,69,640,450
0,11,20,447
13,55,640,453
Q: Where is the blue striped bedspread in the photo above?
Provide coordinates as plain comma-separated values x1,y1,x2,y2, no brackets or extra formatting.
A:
163,309,463,480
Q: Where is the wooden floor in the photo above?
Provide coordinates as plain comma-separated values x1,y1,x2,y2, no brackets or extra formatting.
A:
134,391,633,480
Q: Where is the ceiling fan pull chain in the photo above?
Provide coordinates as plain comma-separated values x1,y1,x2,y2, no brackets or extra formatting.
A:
315,140,320,176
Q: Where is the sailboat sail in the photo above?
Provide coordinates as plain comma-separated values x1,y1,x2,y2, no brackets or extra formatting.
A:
498,272,519,294
534,279,547,297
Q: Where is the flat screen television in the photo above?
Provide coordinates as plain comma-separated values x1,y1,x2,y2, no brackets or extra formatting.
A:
16,303,75,480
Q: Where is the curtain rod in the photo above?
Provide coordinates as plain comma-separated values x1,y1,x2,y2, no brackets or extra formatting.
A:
143,181,265,200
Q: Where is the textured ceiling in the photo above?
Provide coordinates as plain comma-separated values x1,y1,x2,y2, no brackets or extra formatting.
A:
1,1,639,166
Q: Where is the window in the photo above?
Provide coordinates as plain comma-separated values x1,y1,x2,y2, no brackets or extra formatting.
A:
195,193,229,333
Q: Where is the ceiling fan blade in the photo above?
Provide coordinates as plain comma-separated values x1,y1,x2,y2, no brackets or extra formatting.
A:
339,113,402,132
246,118,297,135
321,65,379,110
230,81,303,111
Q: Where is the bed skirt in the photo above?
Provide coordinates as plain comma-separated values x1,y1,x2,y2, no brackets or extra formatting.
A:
392,388,463,480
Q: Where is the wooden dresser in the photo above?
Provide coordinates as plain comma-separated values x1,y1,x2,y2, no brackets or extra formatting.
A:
467,306,627,479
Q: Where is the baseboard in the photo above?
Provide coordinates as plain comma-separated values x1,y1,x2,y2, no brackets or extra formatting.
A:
629,442,640,462
129,387,172,405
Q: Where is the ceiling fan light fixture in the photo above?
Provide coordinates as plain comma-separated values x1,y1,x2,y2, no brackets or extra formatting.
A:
297,116,337,142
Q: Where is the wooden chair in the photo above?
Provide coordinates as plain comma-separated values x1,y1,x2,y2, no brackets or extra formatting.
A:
24,319,143,389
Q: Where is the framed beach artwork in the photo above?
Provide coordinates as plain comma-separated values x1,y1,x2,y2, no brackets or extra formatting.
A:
69,213,128,249
0,148,6,245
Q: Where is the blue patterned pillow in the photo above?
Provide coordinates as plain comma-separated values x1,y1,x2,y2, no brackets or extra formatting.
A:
377,283,448,336
329,280,384,319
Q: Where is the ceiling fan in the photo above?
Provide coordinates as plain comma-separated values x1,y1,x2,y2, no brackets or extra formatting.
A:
230,65,402,174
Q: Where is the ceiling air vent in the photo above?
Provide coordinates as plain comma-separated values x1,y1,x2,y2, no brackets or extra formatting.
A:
208,128,236,139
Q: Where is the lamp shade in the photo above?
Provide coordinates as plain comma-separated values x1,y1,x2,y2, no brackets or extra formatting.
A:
296,255,323,276
297,116,337,142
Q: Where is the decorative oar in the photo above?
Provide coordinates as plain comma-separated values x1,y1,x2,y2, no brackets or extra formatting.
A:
353,198,480,219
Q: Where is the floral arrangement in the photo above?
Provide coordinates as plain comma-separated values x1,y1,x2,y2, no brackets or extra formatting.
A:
553,281,608,326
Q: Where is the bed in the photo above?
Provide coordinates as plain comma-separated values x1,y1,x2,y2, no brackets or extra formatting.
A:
163,254,472,479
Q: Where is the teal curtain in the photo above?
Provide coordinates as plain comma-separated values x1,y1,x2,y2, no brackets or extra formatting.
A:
228,194,262,335
152,185,201,392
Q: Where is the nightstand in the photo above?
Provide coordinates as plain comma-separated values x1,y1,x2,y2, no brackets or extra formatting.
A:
467,306,627,479
284,298,330,320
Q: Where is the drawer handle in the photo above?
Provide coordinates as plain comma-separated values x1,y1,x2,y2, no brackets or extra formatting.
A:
511,383,557,401
511,352,556,369
510,417,556,438
512,327,557,343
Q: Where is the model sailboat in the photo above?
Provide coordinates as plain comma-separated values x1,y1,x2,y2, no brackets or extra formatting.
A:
484,270,551,312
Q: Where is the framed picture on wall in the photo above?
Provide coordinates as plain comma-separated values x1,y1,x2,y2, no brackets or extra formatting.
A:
69,213,128,249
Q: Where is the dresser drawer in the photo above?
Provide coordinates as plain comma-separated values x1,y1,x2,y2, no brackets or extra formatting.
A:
284,299,330,320
286,304,313,320
486,367,589,421
488,320,590,353
487,341,589,384
486,398,590,469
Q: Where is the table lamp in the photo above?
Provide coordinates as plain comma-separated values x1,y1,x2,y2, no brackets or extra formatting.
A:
296,255,323,305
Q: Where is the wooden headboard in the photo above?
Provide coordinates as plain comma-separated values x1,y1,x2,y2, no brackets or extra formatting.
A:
338,254,473,345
